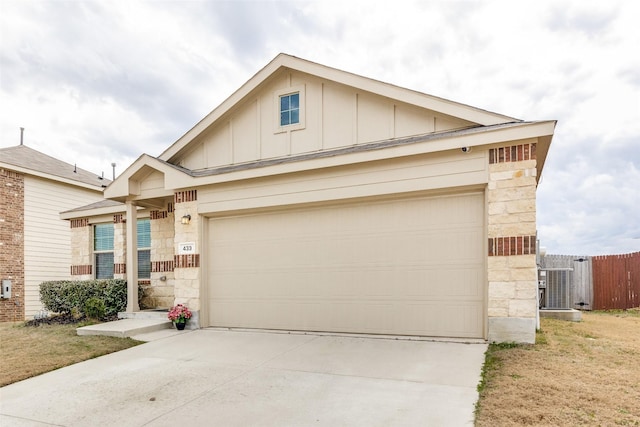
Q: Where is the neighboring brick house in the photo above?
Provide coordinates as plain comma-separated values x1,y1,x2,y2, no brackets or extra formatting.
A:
0,144,108,321
63,54,555,342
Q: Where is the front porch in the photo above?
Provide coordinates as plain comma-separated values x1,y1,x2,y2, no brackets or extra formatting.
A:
76,309,192,341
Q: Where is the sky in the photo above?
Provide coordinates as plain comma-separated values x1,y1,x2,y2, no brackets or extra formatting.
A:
1,0,639,256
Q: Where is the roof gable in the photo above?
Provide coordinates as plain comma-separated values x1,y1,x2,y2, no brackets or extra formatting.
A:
159,53,519,164
103,154,191,205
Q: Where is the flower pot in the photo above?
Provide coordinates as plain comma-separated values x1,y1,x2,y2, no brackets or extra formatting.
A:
175,322,186,331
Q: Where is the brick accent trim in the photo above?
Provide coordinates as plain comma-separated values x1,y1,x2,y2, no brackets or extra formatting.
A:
138,280,151,285
1,168,22,179
71,265,92,275
175,190,197,204
488,235,536,256
150,210,168,220
70,218,90,228
168,202,174,213
114,214,125,224
0,168,25,321
151,260,175,272
114,263,126,274
174,254,200,268
489,143,537,164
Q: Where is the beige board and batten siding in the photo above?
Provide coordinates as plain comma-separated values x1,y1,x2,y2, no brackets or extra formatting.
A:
177,71,475,172
23,175,105,318
197,150,487,215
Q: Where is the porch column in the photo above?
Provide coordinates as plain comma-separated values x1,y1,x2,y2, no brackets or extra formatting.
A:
125,200,139,312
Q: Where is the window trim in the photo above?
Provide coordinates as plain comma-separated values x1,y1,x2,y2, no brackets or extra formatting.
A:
93,223,114,280
137,218,151,280
274,85,305,133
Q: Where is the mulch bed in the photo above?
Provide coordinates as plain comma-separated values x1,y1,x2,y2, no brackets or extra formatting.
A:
24,313,119,327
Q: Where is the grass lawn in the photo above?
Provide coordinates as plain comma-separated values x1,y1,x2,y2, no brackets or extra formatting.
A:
475,309,640,426
0,321,142,387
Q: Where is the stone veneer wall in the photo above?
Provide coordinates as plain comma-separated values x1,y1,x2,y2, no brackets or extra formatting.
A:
70,218,93,280
487,142,538,343
173,190,200,327
145,204,176,309
113,214,126,279
0,168,25,321
68,208,179,310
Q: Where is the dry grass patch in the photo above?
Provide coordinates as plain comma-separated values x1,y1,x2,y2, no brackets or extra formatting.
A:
475,309,640,426
0,321,142,387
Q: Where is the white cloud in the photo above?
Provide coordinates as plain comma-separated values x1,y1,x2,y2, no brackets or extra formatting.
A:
1,0,638,255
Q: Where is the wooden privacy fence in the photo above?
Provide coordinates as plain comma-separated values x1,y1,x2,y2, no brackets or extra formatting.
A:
592,252,640,310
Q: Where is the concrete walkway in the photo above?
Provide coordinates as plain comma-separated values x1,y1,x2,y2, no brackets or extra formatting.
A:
77,318,174,339
0,329,487,426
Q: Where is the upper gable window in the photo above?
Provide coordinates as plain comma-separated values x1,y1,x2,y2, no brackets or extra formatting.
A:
280,93,300,126
274,85,305,133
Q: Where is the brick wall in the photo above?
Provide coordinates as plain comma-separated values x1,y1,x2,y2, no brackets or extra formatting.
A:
0,169,25,321
486,142,539,343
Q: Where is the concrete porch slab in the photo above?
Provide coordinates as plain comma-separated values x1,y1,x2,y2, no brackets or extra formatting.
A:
540,309,582,322
76,318,173,338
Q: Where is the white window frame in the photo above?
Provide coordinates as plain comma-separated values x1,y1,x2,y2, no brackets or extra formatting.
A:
93,223,114,280
274,85,305,133
137,218,151,279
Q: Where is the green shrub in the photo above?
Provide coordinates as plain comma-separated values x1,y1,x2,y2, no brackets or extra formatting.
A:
84,297,106,319
39,279,135,318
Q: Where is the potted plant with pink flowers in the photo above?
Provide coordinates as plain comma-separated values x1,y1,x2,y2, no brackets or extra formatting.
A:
168,303,192,330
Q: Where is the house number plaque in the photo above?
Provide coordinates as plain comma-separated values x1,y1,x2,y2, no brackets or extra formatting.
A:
178,242,196,255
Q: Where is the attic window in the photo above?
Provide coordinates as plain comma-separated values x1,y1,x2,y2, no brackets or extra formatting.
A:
274,85,305,133
280,93,300,126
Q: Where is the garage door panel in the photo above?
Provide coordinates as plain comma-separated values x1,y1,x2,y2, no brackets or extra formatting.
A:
403,302,483,336
403,268,483,298
208,192,485,338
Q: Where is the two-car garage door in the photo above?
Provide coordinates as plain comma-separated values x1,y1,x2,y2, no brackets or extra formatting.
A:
207,192,485,338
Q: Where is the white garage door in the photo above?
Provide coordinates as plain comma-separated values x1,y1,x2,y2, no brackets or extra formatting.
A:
207,192,485,338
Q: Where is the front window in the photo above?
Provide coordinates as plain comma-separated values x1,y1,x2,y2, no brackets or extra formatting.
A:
94,223,114,279
280,92,300,126
137,219,151,279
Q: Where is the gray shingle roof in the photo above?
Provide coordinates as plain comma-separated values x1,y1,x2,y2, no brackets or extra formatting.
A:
0,145,109,188
188,121,533,177
60,199,124,214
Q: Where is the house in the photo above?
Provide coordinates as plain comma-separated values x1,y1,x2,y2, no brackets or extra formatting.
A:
62,54,555,343
0,144,109,321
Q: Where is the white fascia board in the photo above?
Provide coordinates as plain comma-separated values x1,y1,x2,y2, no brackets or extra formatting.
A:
60,204,125,220
159,56,286,162
103,154,192,200
288,56,517,126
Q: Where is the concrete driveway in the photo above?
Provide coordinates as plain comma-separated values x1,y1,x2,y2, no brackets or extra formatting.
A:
0,329,487,426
